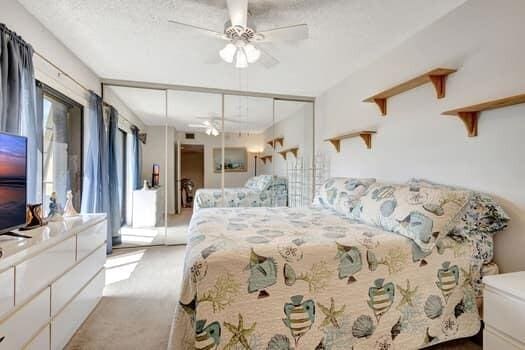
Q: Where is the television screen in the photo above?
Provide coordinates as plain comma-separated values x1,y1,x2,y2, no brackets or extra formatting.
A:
0,132,27,233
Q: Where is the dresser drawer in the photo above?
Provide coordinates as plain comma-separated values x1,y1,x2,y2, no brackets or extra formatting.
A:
485,287,525,344
484,326,525,350
0,268,14,320
24,324,50,350
51,244,106,315
0,287,50,350
15,237,76,305
77,221,106,261
51,268,104,350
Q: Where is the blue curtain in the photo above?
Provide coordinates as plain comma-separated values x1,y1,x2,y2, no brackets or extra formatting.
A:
81,92,112,253
107,106,121,246
0,24,41,203
130,125,142,190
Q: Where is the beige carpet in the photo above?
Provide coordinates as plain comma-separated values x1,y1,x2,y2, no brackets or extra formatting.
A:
66,246,186,350
118,209,193,248
67,209,481,350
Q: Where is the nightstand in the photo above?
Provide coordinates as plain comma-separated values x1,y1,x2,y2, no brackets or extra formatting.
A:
483,271,525,349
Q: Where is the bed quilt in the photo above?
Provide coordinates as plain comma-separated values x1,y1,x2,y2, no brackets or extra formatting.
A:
194,186,287,211
170,207,481,350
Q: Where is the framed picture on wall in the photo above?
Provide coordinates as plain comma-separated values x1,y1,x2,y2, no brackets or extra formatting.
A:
213,147,248,173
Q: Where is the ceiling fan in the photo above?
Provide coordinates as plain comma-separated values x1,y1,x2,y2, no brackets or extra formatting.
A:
168,0,309,69
188,120,221,136
188,115,250,136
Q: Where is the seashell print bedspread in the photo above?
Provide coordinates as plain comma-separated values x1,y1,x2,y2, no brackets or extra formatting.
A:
170,207,481,350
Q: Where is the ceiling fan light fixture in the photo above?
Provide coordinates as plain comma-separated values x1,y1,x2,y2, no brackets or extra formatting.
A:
244,44,261,63
235,48,248,68
219,43,237,63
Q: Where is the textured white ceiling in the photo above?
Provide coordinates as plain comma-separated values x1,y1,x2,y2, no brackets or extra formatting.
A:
107,86,308,132
19,0,466,96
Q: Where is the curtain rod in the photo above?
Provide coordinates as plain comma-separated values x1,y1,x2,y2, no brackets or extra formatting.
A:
33,50,137,128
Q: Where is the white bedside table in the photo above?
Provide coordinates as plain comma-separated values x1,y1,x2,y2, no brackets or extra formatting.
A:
483,271,525,349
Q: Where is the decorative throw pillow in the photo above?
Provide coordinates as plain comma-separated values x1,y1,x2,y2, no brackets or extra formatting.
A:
408,179,509,236
245,175,274,191
349,182,471,252
313,177,376,214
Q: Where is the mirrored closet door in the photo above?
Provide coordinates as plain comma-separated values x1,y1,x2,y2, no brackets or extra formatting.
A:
103,85,168,248
102,81,315,248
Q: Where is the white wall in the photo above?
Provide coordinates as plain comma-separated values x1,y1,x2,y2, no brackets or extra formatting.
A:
259,104,314,178
176,131,264,189
141,126,176,214
316,0,525,273
0,0,99,107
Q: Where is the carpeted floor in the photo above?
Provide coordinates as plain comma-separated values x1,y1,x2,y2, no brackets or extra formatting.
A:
118,209,193,248
67,209,481,350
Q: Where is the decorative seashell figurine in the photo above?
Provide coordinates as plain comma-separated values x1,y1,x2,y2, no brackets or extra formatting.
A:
63,190,79,217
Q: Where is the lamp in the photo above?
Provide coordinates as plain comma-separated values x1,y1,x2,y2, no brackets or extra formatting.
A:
235,48,248,68
219,43,237,63
244,44,261,63
219,40,261,68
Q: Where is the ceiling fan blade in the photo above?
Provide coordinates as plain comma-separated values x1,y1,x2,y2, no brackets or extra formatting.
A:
227,0,248,27
258,46,279,68
168,20,228,40
256,24,309,42
188,124,207,128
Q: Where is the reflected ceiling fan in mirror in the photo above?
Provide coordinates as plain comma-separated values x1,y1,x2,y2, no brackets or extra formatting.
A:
188,120,220,136
168,0,309,69
188,115,251,136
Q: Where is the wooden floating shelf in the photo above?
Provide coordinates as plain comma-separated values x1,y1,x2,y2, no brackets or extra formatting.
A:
278,147,299,160
325,130,376,152
363,68,457,116
260,155,272,164
266,137,284,148
442,93,525,137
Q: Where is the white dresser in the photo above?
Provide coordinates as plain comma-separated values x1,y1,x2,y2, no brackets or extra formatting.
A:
483,271,525,349
132,187,164,227
0,214,107,349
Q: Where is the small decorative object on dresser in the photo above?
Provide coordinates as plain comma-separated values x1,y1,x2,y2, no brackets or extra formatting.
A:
47,192,64,222
63,190,79,217
19,203,46,231
483,271,525,349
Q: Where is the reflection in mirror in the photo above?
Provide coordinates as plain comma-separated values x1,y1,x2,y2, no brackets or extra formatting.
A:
104,86,167,247
168,90,222,244
272,100,314,207
223,95,281,206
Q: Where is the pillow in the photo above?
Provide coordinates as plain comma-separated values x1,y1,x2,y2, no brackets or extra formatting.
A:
349,182,471,252
245,175,276,192
313,177,376,213
408,179,509,236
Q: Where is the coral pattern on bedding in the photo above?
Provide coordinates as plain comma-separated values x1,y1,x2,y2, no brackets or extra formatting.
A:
171,207,481,350
194,176,288,211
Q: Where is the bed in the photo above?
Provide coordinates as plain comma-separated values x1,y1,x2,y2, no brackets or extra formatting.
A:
170,178,508,349
193,175,288,211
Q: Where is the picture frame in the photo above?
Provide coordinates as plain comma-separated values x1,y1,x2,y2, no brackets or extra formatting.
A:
213,147,248,173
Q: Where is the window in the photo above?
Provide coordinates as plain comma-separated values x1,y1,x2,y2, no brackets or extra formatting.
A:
40,84,83,215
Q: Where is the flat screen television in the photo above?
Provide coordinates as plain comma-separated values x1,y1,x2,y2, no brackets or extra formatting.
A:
0,132,27,235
